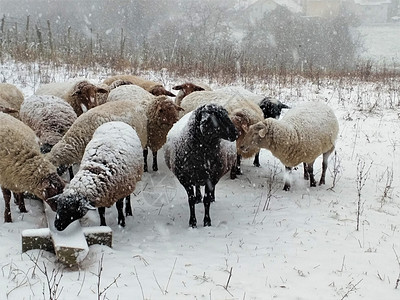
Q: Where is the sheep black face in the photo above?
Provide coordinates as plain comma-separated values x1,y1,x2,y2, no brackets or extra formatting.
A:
259,97,290,119
197,104,238,143
72,81,108,111
52,193,96,231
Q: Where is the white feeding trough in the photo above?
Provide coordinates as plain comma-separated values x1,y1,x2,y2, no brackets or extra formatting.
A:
22,205,112,266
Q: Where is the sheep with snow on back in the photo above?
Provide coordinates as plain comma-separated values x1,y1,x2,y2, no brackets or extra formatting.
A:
240,102,339,191
50,121,144,231
36,80,108,116
164,104,238,228
103,74,175,97
178,90,264,178
0,83,24,119
0,112,65,222
252,97,290,167
20,95,77,154
106,84,184,172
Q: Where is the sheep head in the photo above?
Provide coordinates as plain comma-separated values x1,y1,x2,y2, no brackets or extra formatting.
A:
72,81,108,111
195,104,238,143
39,172,65,211
149,85,176,97
239,121,269,154
173,83,206,97
259,97,290,119
52,193,95,231
154,98,184,125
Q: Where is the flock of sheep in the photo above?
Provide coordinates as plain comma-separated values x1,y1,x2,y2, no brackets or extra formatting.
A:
0,75,339,231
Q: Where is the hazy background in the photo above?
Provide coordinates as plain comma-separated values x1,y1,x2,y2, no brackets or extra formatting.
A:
0,0,399,77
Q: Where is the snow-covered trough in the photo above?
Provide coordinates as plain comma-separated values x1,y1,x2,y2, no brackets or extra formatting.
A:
21,205,112,266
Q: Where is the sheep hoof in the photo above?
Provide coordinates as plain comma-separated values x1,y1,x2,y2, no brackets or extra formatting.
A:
283,184,291,191
253,162,261,167
235,167,243,175
204,220,211,227
310,180,317,187
152,166,158,172
189,218,197,228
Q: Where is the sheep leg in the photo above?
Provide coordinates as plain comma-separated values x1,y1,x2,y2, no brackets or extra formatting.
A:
98,207,106,226
319,147,334,185
283,166,292,191
203,184,215,227
152,151,158,171
184,185,197,228
116,198,125,227
13,192,27,213
195,185,202,204
306,161,317,187
125,195,133,216
2,187,12,223
143,148,149,172
235,154,243,175
303,162,309,180
68,166,74,180
253,151,261,167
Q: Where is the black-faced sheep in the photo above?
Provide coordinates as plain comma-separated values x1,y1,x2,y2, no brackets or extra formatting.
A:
49,121,144,231
164,104,238,227
0,83,24,119
36,80,108,116
106,84,184,172
0,112,65,222
103,74,175,97
252,97,290,167
178,90,264,178
240,102,339,191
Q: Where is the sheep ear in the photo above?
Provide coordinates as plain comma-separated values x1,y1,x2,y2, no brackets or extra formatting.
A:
258,128,267,138
176,105,185,112
82,199,96,211
172,84,183,90
96,87,109,94
241,123,249,133
279,102,290,109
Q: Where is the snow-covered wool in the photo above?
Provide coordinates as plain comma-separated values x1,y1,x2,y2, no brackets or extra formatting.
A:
252,97,290,167
50,121,144,231
164,104,238,227
240,102,339,191
179,90,264,178
0,83,24,119
0,112,65,222
172,82,212,106
20,95,77,153
103,74,176,97
36,80,108,116
96,79,133,106
46,100,148,170
107,85,184,172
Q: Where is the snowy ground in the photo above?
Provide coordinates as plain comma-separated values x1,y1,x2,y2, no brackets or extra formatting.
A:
1,63,400,300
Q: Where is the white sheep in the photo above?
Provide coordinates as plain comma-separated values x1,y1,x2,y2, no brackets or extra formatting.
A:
0,83,24,119
0,112,65,222
19,95,78,154
164,104,238,227
46,100,148,171
36,80,108,116
178,90,264,178
172,82,212,106
49,121,144,231
106,84,184,172
239,102,339,191
103,74,175,97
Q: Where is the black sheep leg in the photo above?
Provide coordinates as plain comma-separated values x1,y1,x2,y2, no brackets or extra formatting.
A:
184,185,197,228
98,207,106,226
116,198,125,227
283,166,292,191
195,185,202,203
2,187,12,223
253,151,261,167
143,148,149,172
306,161,317,187
236,154,243,175
13,192,27,213
152,151,158,171
203,183,215,226
125,195,133,216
